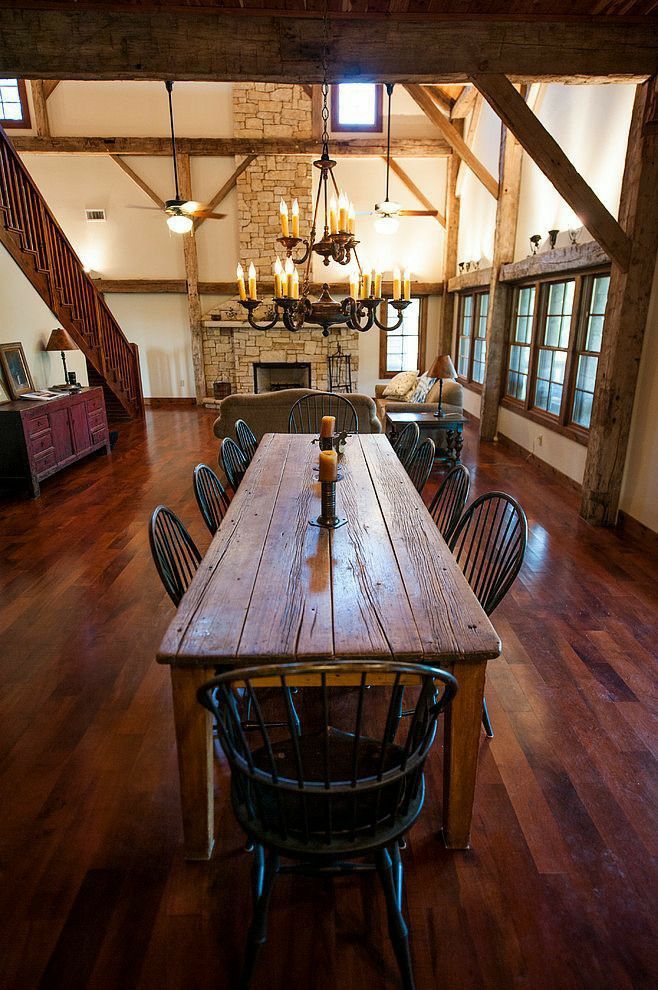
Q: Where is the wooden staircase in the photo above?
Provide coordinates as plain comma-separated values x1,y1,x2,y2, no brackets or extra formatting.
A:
0,125,143,419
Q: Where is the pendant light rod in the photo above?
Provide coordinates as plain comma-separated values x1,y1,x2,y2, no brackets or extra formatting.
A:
384,83,394,203
166,80,181,201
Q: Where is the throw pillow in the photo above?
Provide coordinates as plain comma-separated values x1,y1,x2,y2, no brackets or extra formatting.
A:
426,379,444,405
382,370,419,400
409,373,436,403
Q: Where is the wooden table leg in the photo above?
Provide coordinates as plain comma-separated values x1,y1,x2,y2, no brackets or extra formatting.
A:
170,666,215,860
442,660,486,849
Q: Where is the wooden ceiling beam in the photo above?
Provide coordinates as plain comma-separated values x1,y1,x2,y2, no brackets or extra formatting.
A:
383,156,446,228
193,154,257,229
471,73,632,271
10,136,450,157
42,80,61,100
93,278,445,296
0,8,655,81
450,85,477,120
405,84,499,199
424,85,453,115
109,154,165,210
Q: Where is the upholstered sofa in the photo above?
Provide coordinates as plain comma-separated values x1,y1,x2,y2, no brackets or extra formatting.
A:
374,378,464,430
213,388,383,443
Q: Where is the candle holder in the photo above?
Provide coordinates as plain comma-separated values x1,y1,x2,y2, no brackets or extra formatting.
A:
310,479,347,530
276,235,311,265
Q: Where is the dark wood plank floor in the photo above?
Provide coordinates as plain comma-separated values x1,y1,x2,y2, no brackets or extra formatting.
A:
0,407,656,990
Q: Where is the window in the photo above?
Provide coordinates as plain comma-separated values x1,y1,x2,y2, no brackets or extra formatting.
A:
331,84,383,133
379,297,427,378
571,274,609,429
502,269,610,441
533,280,574,416
456,291,489,388
0,78,30,128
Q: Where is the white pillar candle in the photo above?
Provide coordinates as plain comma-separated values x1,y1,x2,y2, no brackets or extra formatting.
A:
236,263,247,301
393,266,401,301
291,198,300,238
248,262,257,300
273,257,283,298
279,199,289,237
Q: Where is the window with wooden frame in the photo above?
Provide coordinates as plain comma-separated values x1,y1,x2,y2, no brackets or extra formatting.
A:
0,79,30,128
379,297,427,379
502,269,610,442
455,290,489,389
331,83,383,133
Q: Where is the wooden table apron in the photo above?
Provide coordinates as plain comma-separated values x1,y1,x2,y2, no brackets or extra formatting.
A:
157,433,501,860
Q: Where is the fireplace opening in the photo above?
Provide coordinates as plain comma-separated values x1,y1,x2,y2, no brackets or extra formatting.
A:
253,362,312,393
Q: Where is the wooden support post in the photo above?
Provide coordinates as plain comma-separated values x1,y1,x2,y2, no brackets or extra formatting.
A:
405,84,499,199
451,85,477,120
176,153,206,404
29,80,50,137
439,153,460,356
472,73,632,271
581,78,658,526
479,119,524,441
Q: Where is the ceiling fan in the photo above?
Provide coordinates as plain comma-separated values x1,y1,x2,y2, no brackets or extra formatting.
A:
130,81,227,233
360,83,440,235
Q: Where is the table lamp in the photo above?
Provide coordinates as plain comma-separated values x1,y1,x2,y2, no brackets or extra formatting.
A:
45,328,78,389
427,354,457,418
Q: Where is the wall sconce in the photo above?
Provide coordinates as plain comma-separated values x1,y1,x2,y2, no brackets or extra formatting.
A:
458,261,465,274
530,234,541,255
464,261,471,272
548,229,559,250
568,229,579,246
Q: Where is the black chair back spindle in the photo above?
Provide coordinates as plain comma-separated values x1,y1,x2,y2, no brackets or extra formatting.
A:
288,391,358,435
149,505,201,606
193,463,230,536
406,437,435,494
392,422,420,469
449,491,527,616
221,436,248,493
428,463,471,541
235,419,259,465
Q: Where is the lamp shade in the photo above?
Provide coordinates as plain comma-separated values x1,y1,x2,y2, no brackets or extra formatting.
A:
45,328,78,352
427,354,457,380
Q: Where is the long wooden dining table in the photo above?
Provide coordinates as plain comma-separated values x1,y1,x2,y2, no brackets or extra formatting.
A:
158,432,501,860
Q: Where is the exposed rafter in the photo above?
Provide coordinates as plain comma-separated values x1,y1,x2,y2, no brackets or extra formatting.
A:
10,136,450,157
405,84,499,199
451,86,477,120
29,80,50,137
0,8,655,81
471,73,632,271
109,154,165,210
382,156,446,228
194,154,256,230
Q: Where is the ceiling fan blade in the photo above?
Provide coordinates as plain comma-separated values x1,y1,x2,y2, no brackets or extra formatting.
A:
355,211,377,217
191,211,227,220
181,200,205,213
125,205,164,212
398,210,439,217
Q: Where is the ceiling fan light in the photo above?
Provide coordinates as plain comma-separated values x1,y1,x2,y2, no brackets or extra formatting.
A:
374,214,400,236
167,212,193,234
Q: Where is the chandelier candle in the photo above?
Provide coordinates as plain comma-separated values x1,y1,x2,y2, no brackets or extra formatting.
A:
248,263,257,300
291,199,300,238
393,267,402,301
279,199,289,238
274,258,283,298
403,269,411,301
236,264,247,301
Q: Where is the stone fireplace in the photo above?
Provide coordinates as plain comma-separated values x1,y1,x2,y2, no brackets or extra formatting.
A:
253,361,311,393
201,83,359,402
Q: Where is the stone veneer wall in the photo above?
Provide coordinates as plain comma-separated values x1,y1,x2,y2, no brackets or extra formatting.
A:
202,83,359,396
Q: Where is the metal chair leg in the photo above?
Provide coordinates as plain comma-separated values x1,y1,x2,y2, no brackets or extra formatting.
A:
376,846,416,990
241,849,279,990
482,696,494,738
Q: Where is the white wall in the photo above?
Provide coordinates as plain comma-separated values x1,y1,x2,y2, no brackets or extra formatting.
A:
457,101,500,266
0,248,89,390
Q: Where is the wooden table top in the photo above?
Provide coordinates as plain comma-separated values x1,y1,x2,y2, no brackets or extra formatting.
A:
157,433,500,668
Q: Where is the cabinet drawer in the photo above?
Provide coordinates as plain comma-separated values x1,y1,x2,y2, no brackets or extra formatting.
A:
91,427,107,446
30,431,54,456
86,394,103,413
88,408,105,429
28,414,50,437
34,448,56,476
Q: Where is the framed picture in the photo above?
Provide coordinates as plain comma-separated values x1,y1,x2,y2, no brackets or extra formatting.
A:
0,342,35,400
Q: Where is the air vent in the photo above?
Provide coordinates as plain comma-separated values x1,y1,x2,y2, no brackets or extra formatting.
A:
85,208,106,222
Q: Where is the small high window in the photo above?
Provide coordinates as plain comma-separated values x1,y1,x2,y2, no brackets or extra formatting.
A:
331,84,383,133
0,79,30,128
455,290,490,389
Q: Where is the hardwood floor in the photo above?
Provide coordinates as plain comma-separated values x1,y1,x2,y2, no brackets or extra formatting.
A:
0,407,656,990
